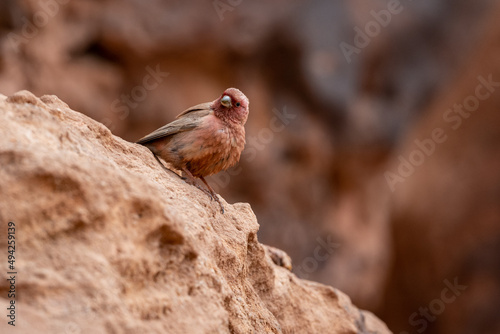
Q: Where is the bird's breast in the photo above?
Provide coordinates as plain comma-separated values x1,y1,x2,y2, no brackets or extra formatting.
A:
174,116,245,177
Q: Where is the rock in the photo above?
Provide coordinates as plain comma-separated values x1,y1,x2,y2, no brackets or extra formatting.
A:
0,91,391,333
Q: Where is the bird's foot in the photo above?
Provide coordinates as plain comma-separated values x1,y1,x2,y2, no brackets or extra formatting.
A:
211,194,225,214
188,181,225,213
180,175,218,201
186,179,214,198
198,176,224,214
181,169,225,214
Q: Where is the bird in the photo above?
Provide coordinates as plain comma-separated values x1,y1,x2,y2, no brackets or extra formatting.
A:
136,88,249,213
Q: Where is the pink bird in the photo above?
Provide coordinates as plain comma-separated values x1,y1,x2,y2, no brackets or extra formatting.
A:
137,88,249,213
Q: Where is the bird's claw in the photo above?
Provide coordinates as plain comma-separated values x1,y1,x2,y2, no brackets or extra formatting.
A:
180,171,225,214
200,188,225,213
212,194,225,214
195,186,225,213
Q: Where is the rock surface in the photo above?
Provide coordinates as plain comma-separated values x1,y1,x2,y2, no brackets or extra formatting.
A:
0,91,391,333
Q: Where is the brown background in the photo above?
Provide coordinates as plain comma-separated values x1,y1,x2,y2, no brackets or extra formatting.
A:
1,0,499,333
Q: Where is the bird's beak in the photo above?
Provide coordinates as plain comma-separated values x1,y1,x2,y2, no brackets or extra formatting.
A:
221,95,232,108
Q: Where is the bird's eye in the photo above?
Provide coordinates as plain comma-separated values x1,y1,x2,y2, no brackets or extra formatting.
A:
236,102,240,107
221,95,232,107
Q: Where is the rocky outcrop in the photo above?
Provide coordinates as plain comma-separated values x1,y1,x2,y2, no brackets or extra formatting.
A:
0,91,391,333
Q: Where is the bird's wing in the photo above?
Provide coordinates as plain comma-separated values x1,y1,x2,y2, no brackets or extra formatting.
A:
175,102,212,119
136,108,212,144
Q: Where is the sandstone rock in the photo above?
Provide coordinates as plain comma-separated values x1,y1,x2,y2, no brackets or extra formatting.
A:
0,91,391,333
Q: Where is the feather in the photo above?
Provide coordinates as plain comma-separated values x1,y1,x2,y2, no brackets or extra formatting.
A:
136,108,211,144
175,102,212,118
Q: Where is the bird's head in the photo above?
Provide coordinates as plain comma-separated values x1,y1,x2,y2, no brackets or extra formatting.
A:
212,88,249,125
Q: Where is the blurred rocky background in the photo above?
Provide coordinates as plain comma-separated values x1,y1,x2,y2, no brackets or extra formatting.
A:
1,0,499,333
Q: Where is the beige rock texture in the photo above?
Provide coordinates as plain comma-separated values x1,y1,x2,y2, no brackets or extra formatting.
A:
0,91,391,334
